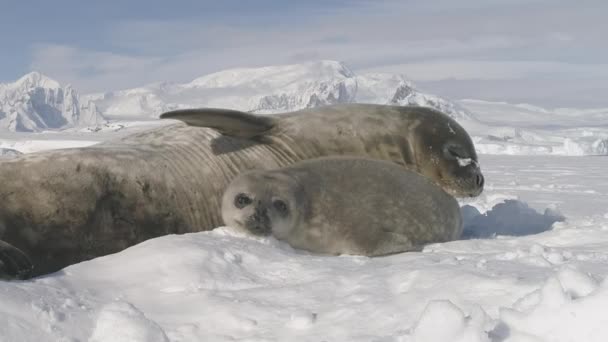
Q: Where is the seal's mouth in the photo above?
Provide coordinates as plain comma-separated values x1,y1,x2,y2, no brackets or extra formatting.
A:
460,171,484,197
442,166,485,198
247,224,272,236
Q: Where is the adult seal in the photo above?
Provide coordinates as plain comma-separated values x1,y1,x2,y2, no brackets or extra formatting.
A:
222,157,463,256
0,104,483,279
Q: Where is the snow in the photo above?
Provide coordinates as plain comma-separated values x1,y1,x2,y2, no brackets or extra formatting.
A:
4,62,607,156
12,72,61,90
458,157,474,167
0,148,22,159
82,60,473,120
1,61,607,341
459,100,608,156
0,72,105,132
1,154,608,341
90,302,170,342
0,138,99,154
0,118,169,153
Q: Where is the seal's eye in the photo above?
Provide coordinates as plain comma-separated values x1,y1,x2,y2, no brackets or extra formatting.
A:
234,193,252,209
273,199,289,216
444,145,465,159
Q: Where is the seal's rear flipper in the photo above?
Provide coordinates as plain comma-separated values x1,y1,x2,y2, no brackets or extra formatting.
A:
160,108,277,139
0,240,34,280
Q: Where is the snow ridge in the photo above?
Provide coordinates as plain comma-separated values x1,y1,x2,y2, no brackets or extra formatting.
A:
0,72,105,132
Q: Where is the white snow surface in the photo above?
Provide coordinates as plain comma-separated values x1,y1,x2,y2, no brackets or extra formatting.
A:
2,154,608,341
459,100,608,156
0,72,105,132
0,118,170,153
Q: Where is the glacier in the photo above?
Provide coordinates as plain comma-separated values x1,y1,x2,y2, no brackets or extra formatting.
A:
0,72,105,132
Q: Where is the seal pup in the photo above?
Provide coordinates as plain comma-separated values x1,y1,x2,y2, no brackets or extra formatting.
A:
0,104,482,279
222,157,463,256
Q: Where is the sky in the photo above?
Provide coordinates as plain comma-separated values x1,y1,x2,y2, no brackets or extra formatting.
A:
1,0,606,108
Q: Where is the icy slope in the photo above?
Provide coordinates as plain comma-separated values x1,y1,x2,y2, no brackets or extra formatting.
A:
84,60,473,120
0,72,105,132
1,155,608,341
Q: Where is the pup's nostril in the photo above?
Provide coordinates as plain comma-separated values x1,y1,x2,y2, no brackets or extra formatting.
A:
476,174,484,187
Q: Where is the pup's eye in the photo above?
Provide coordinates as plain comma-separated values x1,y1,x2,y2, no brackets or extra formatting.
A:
234,193,252,208
273,199,289,215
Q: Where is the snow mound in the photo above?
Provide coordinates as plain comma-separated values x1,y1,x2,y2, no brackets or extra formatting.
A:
90,302,169,342
0,72,105,132
406,301,492,342
498,268,607,342
401,267,608,342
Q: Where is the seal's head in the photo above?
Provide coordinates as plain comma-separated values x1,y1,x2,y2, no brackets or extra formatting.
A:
222,171,305,239
411,109,484,197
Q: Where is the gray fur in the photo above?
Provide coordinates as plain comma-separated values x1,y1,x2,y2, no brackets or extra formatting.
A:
0,104,482,278
222,157,463,256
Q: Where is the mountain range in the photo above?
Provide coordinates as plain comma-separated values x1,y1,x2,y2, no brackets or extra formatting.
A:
2,61,607,157
84,60,473,120
0,61,475,132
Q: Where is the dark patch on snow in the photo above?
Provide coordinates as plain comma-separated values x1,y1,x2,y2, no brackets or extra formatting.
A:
461,199,565,238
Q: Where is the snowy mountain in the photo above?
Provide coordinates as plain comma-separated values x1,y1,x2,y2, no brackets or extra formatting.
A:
84,60,473,120
3,62,607,156
0,72,105,132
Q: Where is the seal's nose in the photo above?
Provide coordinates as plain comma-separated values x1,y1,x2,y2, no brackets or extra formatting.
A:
253,206,268,222
247,206,271,236
476,173,484,187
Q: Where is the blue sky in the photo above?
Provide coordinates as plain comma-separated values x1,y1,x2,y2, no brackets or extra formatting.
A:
1,0,606,108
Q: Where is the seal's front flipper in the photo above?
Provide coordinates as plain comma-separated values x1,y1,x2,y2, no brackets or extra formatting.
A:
160,108,277,138
370,232,419,257
0,240,34,280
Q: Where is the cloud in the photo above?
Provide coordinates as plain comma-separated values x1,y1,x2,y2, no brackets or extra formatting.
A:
29,44,163,92
25,0,608,107
363,60,608,82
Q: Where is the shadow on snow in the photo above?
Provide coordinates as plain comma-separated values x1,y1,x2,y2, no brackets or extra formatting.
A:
461,199,566,239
